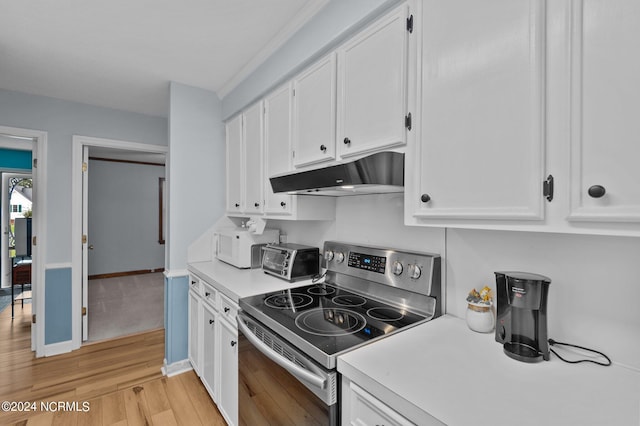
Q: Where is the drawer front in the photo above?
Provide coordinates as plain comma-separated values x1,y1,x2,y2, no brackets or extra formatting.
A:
219,294,238,322
202,282,218,309
349,383,414,426
188,274,202,296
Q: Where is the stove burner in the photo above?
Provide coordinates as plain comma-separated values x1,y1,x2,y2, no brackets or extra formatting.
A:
332,295,366,307
265,293,313,310
367,307,405,322
307,285,336,296
295,308,366,336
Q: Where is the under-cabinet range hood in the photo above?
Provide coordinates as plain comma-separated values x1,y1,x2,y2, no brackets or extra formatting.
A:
269,151,404,196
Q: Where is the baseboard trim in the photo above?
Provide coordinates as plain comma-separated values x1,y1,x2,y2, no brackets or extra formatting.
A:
162,358,193,377
43,340,75,357
88,268,165,280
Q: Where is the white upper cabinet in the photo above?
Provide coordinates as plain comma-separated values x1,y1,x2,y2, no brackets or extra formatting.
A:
264,83,294,215
337,4,410,159
225,115,243,214
568,0,640,223
243,101,264,214
407,0,546,221
292,53,337,168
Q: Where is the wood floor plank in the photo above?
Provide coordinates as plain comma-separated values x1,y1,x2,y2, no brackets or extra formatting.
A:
76,397,102,426
122,385,153,426
177,371,225,426
151,409,179,426
163,376,204,426
101,392,127,425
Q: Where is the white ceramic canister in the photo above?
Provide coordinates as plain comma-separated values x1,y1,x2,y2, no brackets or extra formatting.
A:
466,302,495,333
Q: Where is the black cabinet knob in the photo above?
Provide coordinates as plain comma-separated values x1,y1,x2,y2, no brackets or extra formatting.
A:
234,203,240,208
420,194,431,203
209,319,214,325
343,137,351,145
588,185,606,198
224,307,230,313
280,201,286,207
230,341,237,347
320,144,326,152
254,202,260,208
205,292,210,297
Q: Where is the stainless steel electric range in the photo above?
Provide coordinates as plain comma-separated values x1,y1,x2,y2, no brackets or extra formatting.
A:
236,241,442,426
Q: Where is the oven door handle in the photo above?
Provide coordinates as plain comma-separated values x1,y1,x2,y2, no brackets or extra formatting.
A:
237,316,327,390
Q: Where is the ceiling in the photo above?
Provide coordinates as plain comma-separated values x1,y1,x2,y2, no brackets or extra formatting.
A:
0,0,328,118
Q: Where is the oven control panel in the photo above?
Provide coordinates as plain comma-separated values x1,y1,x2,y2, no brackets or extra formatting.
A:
322,241,441,299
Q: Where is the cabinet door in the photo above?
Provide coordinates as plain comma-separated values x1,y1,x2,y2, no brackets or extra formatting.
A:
243,101,264,214
226,115,243,213
337,4,410,159
188,290,201,376
264,84,294,215
568,0,640,222
218,318,238,426
347,382,415,426
410,0,546,220
292,53,337,168
201,302,217,401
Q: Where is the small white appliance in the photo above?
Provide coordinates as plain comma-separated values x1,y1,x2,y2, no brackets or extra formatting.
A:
214,227,279,269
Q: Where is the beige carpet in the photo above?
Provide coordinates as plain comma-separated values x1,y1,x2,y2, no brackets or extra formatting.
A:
88,272,164,342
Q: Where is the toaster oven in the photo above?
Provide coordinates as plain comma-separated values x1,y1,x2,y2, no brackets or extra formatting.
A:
261,243,320,282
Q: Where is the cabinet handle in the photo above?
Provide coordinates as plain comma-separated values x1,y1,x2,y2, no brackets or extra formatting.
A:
205,292,210,297
209,319,214,325
280,201,286,207
230,340,237,347
420,194,431,203
588,185,606,198
234,203,240,208
343,137,351,145
320,144,326,152
224,307,230,313
191,281,196,286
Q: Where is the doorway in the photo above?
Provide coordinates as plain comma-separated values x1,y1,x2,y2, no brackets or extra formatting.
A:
71,136,168,345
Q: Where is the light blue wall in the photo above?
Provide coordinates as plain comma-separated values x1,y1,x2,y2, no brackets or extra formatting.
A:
87,159,166,275
165,82,225,364
44,267,72,344
0,148,32,170
164,275,188,364
222,0,400,119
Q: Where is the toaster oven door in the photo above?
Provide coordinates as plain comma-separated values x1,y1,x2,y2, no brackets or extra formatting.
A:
261,247,290,279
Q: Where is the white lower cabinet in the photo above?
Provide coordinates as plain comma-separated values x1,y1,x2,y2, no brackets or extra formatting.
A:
188,274,240,426
344,380,414,426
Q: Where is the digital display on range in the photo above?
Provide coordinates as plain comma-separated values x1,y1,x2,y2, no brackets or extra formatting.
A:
348,252,386,274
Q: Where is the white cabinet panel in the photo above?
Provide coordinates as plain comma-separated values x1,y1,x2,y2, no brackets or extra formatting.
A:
337,4,410,159
201,301,217,401
568,0,640,222
264,83,294,215
218,317,238,426
243,101,264,214
347,382,416,426
188,289,201,376
293,53,337,168
409,0,546,220
225,115,243,213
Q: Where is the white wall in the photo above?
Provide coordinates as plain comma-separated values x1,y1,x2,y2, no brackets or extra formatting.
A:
87,159,165,275
167,82,225,273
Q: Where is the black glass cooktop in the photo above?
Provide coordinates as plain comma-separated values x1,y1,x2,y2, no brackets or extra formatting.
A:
239,283,427,366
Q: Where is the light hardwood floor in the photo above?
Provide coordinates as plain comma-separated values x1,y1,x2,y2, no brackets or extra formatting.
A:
0,302,226,425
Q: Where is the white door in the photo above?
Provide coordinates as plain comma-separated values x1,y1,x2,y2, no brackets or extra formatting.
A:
410,0,546,220
81,146,89,341
337,3,410,159
568,0,640,222
243,101,264,214
292,53,337,168
225,115,243,213
264,83,293,215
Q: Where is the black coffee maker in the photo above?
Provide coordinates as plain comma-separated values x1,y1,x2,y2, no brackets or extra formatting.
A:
495,271,551,363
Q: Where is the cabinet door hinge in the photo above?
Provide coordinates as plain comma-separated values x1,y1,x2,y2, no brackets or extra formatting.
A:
82,307,87,316
82,234,87,244
405,113,412,131
32,236,36,246
33,158,38,168
82,162,88,172
32,314,36,324
543,175,554,202
407,14,414,33
292,150,296,159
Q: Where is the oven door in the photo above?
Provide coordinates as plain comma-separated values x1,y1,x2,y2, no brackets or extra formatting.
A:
237,312,339,425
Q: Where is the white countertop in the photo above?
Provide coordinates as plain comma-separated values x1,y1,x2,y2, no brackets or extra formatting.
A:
187,259,311,302
338,315,640,426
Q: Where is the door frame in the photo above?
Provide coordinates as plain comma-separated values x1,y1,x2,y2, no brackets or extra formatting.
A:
71,135,168,346
0,125,47,356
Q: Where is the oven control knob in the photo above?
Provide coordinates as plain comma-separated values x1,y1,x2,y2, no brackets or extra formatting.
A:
392,261,403,276
335,252,345,263
408,264,422,279
324,250,334,261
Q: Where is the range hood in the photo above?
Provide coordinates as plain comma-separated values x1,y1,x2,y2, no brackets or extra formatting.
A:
269,151,404,196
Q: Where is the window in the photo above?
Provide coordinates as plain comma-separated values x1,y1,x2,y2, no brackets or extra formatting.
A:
11,205,22,213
